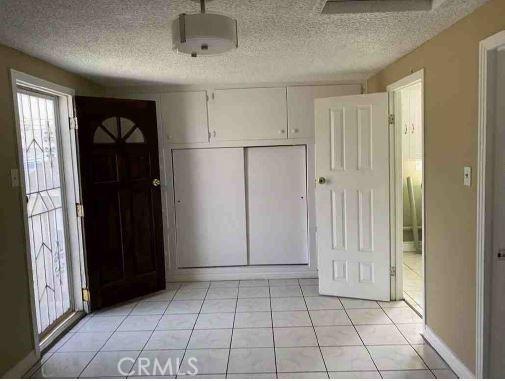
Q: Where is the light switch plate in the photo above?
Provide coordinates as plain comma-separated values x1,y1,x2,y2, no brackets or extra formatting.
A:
10,168,20,188
464,166,472,187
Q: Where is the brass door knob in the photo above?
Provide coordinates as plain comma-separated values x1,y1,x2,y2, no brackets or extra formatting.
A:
152,178,161,187
317,177,326,185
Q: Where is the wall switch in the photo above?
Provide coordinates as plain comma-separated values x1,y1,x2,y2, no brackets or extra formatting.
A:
10,169,20,188
464,166,472,187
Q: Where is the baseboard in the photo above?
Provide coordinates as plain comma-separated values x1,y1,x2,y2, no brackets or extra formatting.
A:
167,270,318,282
423,325,475,379
1,350,38,379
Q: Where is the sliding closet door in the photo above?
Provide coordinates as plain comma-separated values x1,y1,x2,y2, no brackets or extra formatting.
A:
247,146,308,265
173,148,247,267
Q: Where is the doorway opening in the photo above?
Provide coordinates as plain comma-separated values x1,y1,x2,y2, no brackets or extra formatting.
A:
11,70,87,353
388,70,425,317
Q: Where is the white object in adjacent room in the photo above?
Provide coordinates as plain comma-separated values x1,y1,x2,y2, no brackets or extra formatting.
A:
247,146,308,265
160,91,209,143
315,93,390,301
173,148,247,268
287,84,362,139
209,87,288,141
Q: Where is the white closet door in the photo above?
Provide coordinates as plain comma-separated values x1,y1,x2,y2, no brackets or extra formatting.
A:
247,146,308,265
409,83,423,160
173,148,247,268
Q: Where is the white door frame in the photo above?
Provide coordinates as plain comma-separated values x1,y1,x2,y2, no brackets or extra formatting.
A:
475,30,505,379
386,69,425,319
10,70,88,357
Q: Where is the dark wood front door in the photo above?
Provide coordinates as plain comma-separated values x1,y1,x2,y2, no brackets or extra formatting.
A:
76,96,165,310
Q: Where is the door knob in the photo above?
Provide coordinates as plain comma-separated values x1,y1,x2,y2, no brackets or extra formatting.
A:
317,177,326,185
152,178,161,187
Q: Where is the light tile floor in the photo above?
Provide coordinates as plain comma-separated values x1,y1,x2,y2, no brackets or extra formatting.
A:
28,278,457,379
403,252,423,314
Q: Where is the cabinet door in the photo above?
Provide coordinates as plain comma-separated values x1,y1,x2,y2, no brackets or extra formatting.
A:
400,87,411,161
287,84,362,139
247,146,308,265
173,148,247,268
160,91,209,143
409,83,423,160
209,87,287,141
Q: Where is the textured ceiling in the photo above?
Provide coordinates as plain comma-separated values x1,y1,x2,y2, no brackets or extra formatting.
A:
0,0,488,87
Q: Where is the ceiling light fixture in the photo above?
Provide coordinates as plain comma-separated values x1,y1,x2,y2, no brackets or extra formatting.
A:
172,0,238,57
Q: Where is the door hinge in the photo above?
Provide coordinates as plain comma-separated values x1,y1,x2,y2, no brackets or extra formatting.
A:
82,288,90,302
390,266,396,277
69,116,79,130
76,203,84,218
388,114,395,125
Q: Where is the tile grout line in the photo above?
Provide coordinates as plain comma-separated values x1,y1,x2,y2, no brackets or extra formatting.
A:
267,279,279,378
224,293,238,377
299,279,330,379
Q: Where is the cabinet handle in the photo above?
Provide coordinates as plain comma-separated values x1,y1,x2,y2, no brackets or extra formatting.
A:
279,129,285,134
291,129,299,133
411,123,415,134
404,124,408,135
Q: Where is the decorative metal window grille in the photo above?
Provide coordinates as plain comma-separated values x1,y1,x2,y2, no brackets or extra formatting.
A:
17,90,72,336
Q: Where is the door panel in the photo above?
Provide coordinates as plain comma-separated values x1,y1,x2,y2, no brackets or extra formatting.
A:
247,146,308,265
315,93,390,301
173,148,248,268
287,84,362,139
209,87,287,141
76,96,165,310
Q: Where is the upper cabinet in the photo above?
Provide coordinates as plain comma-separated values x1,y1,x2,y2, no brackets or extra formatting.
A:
160,91,209,144
287,84,362,139
400,83,423,161
209,87,288,141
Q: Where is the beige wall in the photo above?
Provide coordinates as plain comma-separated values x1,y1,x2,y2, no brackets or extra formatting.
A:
367,0,505,372
0,43,102,376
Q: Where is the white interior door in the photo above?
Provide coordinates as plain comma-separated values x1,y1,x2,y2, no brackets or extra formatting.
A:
173,148,248,268
315,93,390,301
247,146,308,265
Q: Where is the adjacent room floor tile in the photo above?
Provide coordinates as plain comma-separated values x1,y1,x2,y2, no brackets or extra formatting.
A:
274,327,318,347
309,310,351,326
81,350,139,377
211,280,239,288
269,278,300,286
157,314,198,330
58,332,111,352
321,346,376,372
92,302,137,316
178,349,229,375
118,315,162,331
298,278,318,286
346,309,393,325
234,312,272,328
276,347,326,372
380,370,435,378
315,326,362,346
300,285,320,296
102,331,152,351
367,345,427,370
355,325,408,345
395,323,425,344
305,296,343,310
432,369,457,379
201,299,237,313
329,371,381,379
173,288,208,301
228,348,276,373
239,280,269,287
187,329,232,349
194,313,235,329
231,328,274,348
236,298,271,312
180,282,210,289
145,330,192,350
34,352,95,378
271,297,307,311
